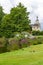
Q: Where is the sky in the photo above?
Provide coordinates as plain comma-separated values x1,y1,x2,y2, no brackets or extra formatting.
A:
0,0,43,30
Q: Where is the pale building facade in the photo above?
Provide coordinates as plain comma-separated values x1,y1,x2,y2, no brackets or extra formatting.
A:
31,16,40,31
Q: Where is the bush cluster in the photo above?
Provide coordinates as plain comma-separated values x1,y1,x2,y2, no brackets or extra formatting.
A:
0,37,30,53
0,36,43,53
32,31,43,35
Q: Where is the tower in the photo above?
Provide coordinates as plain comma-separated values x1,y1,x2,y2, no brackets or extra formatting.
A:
32,16,40,31
35,16,40,25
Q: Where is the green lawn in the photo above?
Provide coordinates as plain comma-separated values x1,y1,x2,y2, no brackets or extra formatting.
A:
0,44,43,65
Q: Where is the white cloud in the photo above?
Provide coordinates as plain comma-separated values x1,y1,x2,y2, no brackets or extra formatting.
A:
0,0,12,13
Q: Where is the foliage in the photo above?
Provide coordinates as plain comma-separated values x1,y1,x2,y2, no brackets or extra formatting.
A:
10,3,31,32
0,3,43,53
0,6,5,37
37,41,42,44
32,31,40,35
8,36,30,51
0,35,43,53
1,3,31,38
32,31,43,35
0,37,9,53
40,31,43,35
0,6,5,24
19,38,29,48
8,38,19,51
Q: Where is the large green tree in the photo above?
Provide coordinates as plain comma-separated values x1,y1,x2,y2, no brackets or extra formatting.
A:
0,6,5,37
0,6,4,24
1,3,31,38
10,3,31,32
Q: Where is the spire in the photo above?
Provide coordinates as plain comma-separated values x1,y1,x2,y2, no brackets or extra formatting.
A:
35,16,39,23
36,16,39,21
34,16,40,27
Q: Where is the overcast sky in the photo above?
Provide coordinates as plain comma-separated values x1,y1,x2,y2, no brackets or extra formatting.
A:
0,0,43,30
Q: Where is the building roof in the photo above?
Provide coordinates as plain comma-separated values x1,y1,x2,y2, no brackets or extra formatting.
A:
31,23,40,26
31,16,40,27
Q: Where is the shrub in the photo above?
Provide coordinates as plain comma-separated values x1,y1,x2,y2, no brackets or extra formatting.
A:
8,37,30,51
32,31,40,35
0,37,9,53
37,41,42,44
32,31,43,35
19,38,29,48
8,38,19,51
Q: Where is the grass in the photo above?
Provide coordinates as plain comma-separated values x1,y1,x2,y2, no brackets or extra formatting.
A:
0,44,43,65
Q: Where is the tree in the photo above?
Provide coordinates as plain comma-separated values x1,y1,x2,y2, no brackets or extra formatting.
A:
0,6,4,24
1,14,14,38
0,6,5,37
10,3,31,32
1,3,31,38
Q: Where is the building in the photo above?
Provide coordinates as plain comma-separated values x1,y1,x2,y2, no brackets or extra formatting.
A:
31,16,40,31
